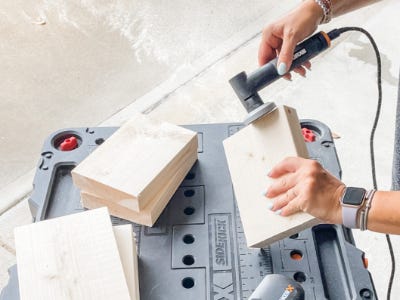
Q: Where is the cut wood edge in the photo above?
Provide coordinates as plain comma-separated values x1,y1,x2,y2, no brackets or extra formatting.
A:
136,133,198,209
72,127,198,211
82,194,152,226
113,225,140,300
81,147,198,226
280,106,309,158
248,218,320,248
73,174,141,210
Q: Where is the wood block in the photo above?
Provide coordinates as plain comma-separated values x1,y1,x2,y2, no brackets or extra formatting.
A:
80,142,197,226
14,207,131,300
113,225,140,300
72,112,198,211
223,105,318,248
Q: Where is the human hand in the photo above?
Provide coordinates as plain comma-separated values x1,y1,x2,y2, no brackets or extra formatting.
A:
265,157,345,224
258,0,324,79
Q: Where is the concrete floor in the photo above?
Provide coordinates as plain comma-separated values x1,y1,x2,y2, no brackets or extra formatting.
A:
0,0,294,192
1,0,400,298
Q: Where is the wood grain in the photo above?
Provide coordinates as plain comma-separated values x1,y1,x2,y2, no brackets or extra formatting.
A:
72,112,198,211
80,139,197,226
14,207,130,300
223,105,318,248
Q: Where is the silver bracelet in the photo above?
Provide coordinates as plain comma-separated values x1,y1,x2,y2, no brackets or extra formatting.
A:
360,189,376,231
314,0,332,24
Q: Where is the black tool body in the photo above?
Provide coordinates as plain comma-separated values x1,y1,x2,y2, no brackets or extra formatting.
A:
229,31,331,115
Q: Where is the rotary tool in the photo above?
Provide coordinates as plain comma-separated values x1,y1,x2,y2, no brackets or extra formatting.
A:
229,29,343,125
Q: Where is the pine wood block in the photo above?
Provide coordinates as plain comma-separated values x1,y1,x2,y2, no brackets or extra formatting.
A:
72,112,198,211
223,105,318,248
80,142,197,226
113,225,140,300
14,207,131,300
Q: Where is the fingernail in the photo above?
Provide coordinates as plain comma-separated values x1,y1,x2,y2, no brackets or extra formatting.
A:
277,62,287,75
283,77,292,82
300,73,306,78
266,169,272,176
261,189,268,197
266,202,273,210
274,209,282,215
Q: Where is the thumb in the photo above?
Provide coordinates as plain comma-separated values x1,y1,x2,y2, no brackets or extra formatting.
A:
277,33,297,75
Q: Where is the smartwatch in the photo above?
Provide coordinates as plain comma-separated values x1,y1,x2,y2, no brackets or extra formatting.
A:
340,187,366,228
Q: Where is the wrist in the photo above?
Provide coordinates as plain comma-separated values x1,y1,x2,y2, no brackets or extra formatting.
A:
302,0,325,26
340,187,376,229
314,0,333,24
334,184,346,224
358,189,376,231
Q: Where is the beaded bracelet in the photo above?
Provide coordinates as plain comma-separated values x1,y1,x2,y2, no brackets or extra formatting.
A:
314,0,332,24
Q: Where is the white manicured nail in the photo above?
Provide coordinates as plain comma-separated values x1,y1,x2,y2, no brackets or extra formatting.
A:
274,209,282,215
266,202,273,210
277,62,287,75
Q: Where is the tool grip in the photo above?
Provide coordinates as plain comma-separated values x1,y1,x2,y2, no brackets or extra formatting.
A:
289,31,331,71
229,31,331,113
244,31,331,92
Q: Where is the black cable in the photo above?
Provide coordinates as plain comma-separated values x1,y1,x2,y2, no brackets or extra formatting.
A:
334,26,395,300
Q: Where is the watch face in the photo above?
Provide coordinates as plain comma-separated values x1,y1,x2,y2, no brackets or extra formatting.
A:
343,187,366,206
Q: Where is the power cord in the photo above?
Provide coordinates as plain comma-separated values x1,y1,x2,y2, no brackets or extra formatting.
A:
329,26,395,300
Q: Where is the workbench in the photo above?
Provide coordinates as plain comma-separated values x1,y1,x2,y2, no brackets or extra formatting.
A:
1,121,376,300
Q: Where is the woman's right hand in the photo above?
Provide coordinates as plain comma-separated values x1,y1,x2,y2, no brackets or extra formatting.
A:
258,0,324,79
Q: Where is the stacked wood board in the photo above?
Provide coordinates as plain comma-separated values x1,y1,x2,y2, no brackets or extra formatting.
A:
14,207,140,300
223,105,319,248
72,112,198,226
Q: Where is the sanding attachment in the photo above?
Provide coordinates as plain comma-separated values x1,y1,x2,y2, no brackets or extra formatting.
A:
243,102,277,125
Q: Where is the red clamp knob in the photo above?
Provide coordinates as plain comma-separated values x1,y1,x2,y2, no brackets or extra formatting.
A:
60,136,78,151
302,128,316,143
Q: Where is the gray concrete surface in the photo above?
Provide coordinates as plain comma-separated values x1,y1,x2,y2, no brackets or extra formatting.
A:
1,0,400,298
0,0,294,192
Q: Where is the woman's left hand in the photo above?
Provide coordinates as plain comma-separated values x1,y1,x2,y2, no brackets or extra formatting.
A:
265,157,345,224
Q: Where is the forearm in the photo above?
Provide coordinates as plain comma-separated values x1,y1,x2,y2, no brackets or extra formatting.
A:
331,0,382,18
366,191,400,234
301,0,382,25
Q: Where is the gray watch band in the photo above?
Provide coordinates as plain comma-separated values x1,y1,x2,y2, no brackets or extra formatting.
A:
342,205,358,228
340,187,366,229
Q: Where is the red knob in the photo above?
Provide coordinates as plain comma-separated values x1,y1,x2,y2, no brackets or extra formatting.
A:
301,128,316,143
60,136,78,151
